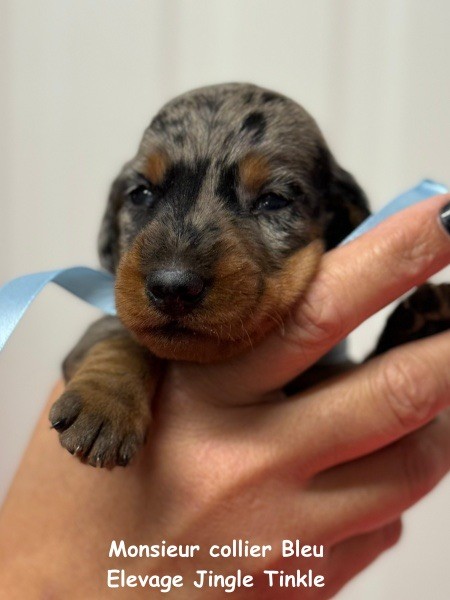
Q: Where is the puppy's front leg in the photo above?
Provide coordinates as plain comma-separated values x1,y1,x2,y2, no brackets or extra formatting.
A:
49,316,160,468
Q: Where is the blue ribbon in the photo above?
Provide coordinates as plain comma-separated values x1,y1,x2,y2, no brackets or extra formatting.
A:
0,179,447,354
0,267,115,352
340,179,448,244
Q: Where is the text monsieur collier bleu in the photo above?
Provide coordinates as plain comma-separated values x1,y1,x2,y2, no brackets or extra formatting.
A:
107,539,326,593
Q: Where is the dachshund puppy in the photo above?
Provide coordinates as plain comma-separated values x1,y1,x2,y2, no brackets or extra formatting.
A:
49,83,450,468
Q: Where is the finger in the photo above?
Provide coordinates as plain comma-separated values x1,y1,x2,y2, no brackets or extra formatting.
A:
325,520,402,598
308,412,450,544
268,330,450,475
193,194,450,400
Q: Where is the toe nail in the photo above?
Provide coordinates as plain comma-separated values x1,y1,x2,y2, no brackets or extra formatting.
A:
74,445,84,457
117,454,130,467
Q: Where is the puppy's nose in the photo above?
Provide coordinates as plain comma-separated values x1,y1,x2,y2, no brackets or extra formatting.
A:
146,269,206,316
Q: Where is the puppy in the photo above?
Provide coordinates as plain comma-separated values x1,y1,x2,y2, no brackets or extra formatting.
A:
49,83,450,467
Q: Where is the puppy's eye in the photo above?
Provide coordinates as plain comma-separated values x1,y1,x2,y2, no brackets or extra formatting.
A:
255,193,290,212
128,185,155,208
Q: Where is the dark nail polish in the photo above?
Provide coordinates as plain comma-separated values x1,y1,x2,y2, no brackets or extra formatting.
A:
439,202,450,234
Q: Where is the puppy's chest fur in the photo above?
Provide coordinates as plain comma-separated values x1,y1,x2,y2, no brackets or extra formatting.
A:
50,83,450,468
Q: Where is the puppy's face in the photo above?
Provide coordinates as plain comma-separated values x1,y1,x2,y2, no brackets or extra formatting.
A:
99,83,369,361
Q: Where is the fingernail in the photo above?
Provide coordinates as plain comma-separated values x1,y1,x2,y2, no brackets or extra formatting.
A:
439,202,450,234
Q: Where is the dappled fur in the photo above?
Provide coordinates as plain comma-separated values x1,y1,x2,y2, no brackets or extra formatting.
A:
100,83,369,360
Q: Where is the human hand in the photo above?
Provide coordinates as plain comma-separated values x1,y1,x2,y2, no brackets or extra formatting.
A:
147,193,450,598
1,195,450,599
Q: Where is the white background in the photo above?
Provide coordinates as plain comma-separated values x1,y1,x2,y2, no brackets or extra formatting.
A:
1,1,450,598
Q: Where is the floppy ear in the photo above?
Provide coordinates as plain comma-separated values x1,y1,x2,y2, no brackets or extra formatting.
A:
97,176,126,274
313,146,371,250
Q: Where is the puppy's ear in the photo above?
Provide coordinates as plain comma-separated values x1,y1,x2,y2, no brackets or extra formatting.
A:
98,176,125,274
314,146,370,249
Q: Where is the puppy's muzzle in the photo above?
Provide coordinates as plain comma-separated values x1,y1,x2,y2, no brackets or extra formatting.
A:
145,269,206,317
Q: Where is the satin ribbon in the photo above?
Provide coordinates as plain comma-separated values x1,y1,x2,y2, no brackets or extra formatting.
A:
0,179,447,355
0,268,115,352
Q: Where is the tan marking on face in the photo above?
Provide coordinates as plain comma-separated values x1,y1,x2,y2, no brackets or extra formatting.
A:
214,238,325,357
115,221,264,361
239,153,271,194
185,239,325,361
261,238,324,321
145,151,169,186
115,217,325,362
115,236,168,334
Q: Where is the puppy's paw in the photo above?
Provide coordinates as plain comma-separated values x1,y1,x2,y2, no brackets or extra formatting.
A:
373,283,450,356
49,385,149,468
405,282,450,321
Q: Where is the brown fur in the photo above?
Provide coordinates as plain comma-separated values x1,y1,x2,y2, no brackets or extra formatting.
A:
145,151,169,186
239,153,271,194
50,335,158,467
